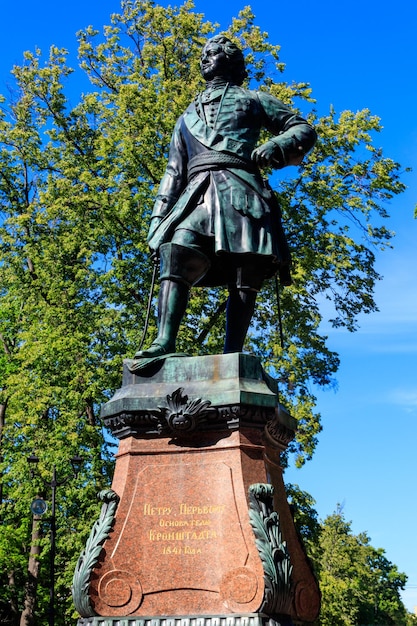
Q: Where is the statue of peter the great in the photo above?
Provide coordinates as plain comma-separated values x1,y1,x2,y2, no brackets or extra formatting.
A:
134,35,316,360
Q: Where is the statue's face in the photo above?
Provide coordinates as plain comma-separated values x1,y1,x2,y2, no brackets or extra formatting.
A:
200,41,229,81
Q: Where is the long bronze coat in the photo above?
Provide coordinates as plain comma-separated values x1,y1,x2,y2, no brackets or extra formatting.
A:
147,84,316,286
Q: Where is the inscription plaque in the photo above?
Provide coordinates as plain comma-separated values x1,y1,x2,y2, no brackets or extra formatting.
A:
88,437,268,618
113,462,249,594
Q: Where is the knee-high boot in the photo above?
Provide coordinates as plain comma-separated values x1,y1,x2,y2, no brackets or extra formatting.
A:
135,279,189,358
134,243,210,359
224,288,257,354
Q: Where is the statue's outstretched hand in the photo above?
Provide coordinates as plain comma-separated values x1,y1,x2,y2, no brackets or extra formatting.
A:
149,248,159,265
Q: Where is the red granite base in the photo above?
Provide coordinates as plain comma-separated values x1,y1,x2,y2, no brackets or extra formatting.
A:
89,429,267,617
75,354,321,624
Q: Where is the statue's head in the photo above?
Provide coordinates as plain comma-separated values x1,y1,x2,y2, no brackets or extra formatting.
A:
200,35,247,85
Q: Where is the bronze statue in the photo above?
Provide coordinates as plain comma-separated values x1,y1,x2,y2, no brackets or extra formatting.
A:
134,35,316,360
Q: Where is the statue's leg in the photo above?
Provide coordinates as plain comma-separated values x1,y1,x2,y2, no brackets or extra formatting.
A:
224,288,257,354
134,243,210,359
137,279,188,358
224,262,264,354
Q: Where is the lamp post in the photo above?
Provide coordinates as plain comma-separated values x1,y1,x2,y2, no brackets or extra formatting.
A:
27,454,83,626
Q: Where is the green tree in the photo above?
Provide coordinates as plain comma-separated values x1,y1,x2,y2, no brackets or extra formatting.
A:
310,509,409,625
0,0,409,622
286,482,321,546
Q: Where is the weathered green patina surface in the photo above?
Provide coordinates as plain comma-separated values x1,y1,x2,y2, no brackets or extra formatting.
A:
134,35,316,361
101,353,296,440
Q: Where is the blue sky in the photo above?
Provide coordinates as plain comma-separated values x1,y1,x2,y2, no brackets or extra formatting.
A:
1,0,416,612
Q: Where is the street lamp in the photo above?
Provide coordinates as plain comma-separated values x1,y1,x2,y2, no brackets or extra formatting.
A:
27,453,83,626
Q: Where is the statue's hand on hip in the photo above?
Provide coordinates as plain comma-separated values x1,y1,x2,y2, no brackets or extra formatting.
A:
252,140,285,169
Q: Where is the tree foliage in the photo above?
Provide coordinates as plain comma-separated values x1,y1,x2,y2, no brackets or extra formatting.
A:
308,507,412,625
0,0,408,623
286,489,415,625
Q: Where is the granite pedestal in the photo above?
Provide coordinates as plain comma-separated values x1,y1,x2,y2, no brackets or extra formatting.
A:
72,354,320,626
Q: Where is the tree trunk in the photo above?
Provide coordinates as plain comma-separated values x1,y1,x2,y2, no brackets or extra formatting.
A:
20,512,42,626
0,397,8,508
86,400,96,427
0,399,6,439
6,570,19,625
